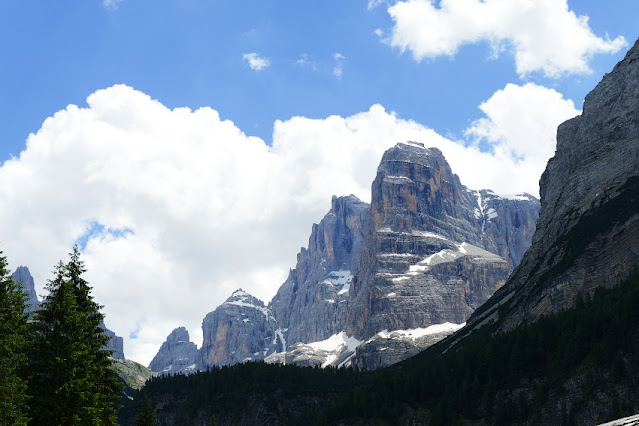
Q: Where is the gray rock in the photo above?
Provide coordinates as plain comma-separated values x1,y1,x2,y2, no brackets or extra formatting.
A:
346,142,536,342
269,195,369,346
192,143,540,370
101,321,125,360
461,38,639,338
148,326,197,374
12,266,39,313
197,289,282,368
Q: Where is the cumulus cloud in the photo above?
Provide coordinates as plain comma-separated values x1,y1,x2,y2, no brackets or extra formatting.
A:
386,0,626,77
466,83,579,163
0,84,577,365
242,52,270,71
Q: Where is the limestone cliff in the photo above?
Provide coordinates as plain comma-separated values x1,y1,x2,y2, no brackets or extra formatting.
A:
12,265,40,313
164,143,539,371
268,195,369,346
462,38,639,338
347,142,536,341
148,327,198,374
197,290,283,368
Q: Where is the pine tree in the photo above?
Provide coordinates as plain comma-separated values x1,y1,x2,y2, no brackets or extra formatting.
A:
29,247,122,425
0,250,31,425
65,245,121,423
135,393,158,426
29,261,87,425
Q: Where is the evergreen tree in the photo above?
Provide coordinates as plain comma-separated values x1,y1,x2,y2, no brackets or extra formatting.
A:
29,247,121,425
66,245,121,423
0,250,31,425
135,394,158,426
29,261,87,424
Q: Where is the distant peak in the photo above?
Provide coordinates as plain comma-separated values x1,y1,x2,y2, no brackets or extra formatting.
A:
398,141,424,149
231,289,250,297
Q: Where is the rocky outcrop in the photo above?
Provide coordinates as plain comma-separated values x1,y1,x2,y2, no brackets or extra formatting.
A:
168,143,540,371
347,142,536,341
12,266,39,313
197,290,283,368
269,195,369,346
101,322,125,360
462,38,639,338
148,327,197,374
351,323,464,370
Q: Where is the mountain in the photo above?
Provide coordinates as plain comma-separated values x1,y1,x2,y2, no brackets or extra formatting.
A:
12,265,40,313
120,38,639,426
157,142,540,371
460,37,639,340
197,290,284,368
148,327,198,375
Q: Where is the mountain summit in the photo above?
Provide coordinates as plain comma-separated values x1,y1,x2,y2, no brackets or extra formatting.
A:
152,142,540,372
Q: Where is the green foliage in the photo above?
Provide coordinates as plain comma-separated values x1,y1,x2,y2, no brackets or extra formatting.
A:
28,246,122,425
117,270,639,425
0,250,31,425
118,361,362,425
134,394,158,426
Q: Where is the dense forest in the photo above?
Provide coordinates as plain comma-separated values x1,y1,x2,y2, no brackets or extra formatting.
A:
118,270,639,425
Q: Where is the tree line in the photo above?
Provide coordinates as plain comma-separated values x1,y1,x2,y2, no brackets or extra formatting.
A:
0,245,121,425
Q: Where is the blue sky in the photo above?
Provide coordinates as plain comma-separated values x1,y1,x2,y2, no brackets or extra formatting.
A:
0,0,637,365
2,0,635,161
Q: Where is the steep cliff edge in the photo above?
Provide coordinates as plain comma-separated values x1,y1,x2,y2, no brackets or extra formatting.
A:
148,327,197,374
464,38,639,337
161,143,540,371
347,142,537,341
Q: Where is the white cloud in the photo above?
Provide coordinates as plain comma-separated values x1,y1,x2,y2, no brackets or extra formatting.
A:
386,0,626,77
102,0,123,10
242,52,270,71
466,83,579,164
333,52,346,79
0,84,577,365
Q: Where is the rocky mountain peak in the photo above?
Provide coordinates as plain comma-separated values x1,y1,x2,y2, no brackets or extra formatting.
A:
371,141,480,244
12,265,39,313
148,326,197,375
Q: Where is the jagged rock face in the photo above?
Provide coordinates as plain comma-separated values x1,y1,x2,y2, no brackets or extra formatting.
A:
198,290,283,368
148,327,197,374
474,190,540,270
351,325,461,370
191,144,540,370
464,39,639,335
347,142,536,340
264,332,361,368
101,322,125,360
371,143,481,243
12,266,39,313
268,195,369,345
